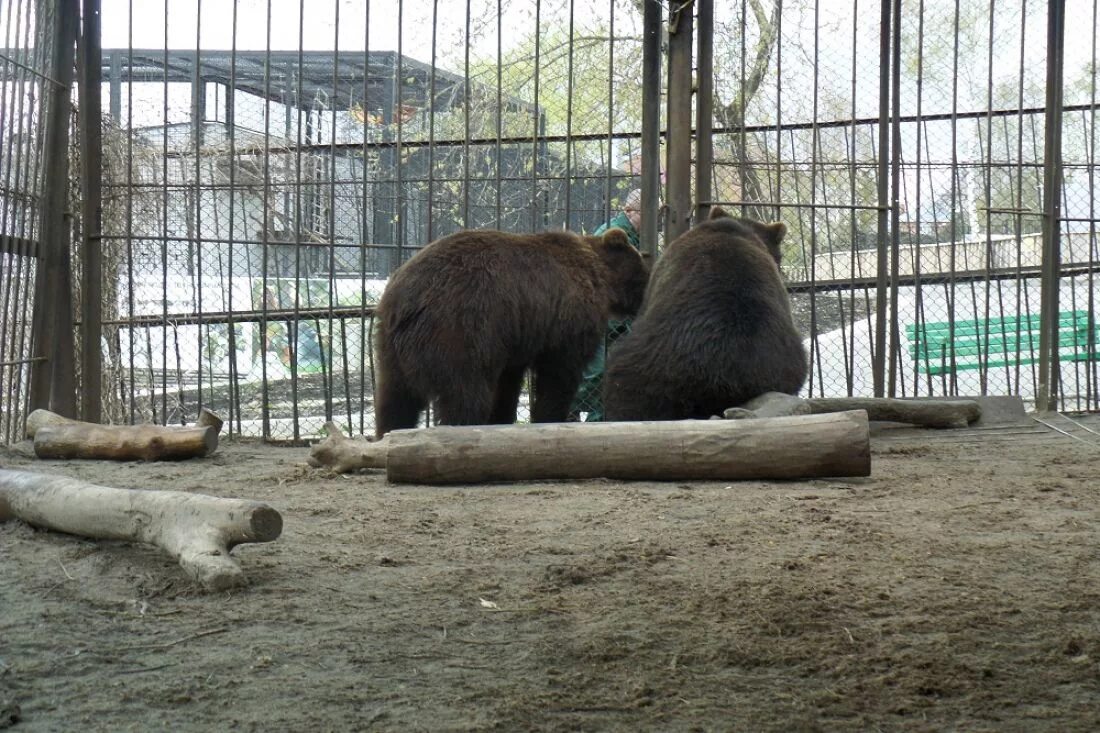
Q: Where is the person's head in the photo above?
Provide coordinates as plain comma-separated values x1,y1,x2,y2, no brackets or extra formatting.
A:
623,188,643,230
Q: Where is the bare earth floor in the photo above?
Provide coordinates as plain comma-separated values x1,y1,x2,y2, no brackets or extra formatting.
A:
2,420,1100,732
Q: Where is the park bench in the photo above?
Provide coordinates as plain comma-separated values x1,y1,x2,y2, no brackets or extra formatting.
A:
907,310,1098,375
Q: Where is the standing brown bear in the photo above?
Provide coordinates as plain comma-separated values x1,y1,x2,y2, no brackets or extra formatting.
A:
373,228,648,438
604,208,807,421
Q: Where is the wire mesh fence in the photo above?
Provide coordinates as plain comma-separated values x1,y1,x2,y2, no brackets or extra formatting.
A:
4,0,1099,442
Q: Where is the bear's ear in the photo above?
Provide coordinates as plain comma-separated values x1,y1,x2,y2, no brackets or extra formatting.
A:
760,221,787,246
756,221,787,266
707,206,730,221
601,227,631,249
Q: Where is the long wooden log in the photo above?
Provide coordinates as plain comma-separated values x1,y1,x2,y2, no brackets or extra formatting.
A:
381,410,870,484
0,469,282,591
27,408,222,461
807,397,980,428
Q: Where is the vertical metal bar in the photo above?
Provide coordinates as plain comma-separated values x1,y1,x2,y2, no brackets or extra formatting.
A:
1037,0,1066,413
846,0,860,396
362,0,374,436
564,0,575,229
192,0,204,419
911,0,928,396
1089,0,1098,410
807,0,821,396
426,0,437,244
463,0,470,227
80,0,104,422
605,0,615,225
887,0,902,397
531,0,542,232
259,0,273,438
774,0,783,223
639,0,660,259
330,0,342,428
695,0,714,224
495,0,503,230
947,0,961,395
290,16,305,441
871,0,890,398
394,0,404,263
226,0,241,433
154,11,169,422
29,0,78,415
665,0,693,243
126,1,135,423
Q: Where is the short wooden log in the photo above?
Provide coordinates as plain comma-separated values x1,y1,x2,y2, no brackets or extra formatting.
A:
27,409,221,461
0,469,282,591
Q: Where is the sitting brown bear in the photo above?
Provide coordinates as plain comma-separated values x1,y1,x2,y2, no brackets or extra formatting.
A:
604,208,807,421
373,228,648,438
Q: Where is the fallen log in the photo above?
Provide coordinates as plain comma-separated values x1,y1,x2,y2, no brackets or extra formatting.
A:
0,469,282,591
27,408,223,461
375,410,870,484
806,397,980,429
308,422,387,473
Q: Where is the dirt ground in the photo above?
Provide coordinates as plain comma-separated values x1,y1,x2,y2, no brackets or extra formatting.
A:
2,418,1100,732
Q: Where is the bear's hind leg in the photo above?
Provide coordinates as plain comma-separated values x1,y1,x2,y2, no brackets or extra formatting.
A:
489,365,527,424
374,377,426,438
531,358,585,423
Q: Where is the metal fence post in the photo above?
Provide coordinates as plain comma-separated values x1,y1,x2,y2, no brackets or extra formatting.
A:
694,0,713,225
639,0,661,260
80,0,104,423
665,0,693,244
1037,0,1066,413
872,0,891,398
29,0,78,416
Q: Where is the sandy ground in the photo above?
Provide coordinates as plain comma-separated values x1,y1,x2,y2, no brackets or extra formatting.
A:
2,418,1100,732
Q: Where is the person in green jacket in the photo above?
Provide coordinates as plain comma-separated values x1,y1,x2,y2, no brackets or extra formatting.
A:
570,188,643,422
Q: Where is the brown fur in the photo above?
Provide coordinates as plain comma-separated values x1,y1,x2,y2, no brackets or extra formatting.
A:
604,208,808,421
373,228,648,437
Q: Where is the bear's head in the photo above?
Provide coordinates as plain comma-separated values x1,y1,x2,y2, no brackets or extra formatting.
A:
587,228,649,317
707,206,788,267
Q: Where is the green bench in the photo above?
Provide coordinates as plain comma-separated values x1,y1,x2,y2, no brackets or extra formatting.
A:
906,310,1099,376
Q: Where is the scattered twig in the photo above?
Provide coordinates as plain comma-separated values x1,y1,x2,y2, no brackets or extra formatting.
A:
116,626,229,652
57,558,74,581
114,662,177,675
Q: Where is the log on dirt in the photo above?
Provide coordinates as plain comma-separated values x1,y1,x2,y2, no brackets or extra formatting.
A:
380,410,870,484
308,422,387,473
806,397,980,429
26,409,222,461
0,469,282,591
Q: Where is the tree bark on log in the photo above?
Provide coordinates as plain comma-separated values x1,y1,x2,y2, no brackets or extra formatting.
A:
378,410,870,484
806,397,980,429
0,469,282,591
26,408,222,461
308,422,387,473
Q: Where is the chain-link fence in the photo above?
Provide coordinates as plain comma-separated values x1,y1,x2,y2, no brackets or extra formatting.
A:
9,0,1099,442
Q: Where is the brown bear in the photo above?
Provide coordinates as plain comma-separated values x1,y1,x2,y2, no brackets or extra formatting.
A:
373,228,649,438
603,208,807,421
